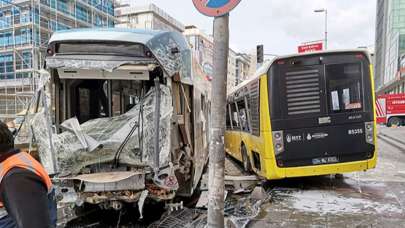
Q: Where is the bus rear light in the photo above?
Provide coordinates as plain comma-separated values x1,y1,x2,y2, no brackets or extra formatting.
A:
276,143,283,150
365,122,374,145
356,54,364,59
47,48,54,56
145,50,153,57
277,160,284,167
272,131,285,155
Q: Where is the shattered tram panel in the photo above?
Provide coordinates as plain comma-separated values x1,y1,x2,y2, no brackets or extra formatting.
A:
67,172,145,192
31,85,173,176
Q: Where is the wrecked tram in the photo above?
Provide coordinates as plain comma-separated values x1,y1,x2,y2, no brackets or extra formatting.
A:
33,28,210,222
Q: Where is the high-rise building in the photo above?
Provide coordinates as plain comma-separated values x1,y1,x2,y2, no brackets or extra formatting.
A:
115,3,185,32
375,0,405,94
0,0,115,118
401,54,405,77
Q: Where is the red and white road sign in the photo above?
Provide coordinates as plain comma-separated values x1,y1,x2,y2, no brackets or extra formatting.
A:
192,0,241,17
298,42,323,53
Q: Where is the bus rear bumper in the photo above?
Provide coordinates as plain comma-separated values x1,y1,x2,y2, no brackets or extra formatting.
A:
263,158,377,180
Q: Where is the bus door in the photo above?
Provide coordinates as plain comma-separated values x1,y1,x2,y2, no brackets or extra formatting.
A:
226,101,243,159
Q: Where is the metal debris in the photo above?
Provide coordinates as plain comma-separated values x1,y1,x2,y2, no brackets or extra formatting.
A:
195,191,209,209
60,171,146,192
225,175,260,194
225,195,268,228
196,190,228,209
166,201,184,212
147,208,206,228
250,186,267,200
138,190,149,219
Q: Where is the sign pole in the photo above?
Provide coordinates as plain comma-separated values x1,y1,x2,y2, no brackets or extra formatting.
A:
192,1,241,227
208,14,229,228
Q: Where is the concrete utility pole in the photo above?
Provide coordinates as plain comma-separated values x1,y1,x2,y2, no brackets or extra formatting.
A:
207,14,229,228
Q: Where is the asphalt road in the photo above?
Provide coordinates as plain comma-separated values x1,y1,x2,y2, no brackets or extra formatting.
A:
250,126,405,228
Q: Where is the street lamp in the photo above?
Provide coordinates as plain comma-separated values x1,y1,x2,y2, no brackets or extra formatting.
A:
314,8,328,50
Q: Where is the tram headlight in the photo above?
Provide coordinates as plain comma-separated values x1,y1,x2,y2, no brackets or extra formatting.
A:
365,122,374,145
272,131,285,155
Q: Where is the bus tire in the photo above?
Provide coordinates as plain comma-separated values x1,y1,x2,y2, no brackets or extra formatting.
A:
241,144,252,172
388,117,402,127
335,173,344,179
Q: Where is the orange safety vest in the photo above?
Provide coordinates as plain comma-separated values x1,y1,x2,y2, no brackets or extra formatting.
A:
0,152,52,208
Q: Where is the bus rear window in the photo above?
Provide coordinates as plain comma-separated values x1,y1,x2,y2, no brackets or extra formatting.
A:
327,63,363,113
57,42,146,57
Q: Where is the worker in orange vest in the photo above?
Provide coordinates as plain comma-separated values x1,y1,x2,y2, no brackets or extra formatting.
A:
0,122,56,228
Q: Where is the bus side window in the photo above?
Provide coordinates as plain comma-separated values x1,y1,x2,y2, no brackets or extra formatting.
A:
237,100,249,132
244,96,252,133
226,104,232,129
230,103,240,129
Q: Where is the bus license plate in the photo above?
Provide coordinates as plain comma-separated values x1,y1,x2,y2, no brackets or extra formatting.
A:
312,156,339,165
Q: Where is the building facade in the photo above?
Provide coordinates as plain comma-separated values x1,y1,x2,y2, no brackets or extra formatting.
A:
235,52,251,85
375,0,405,94
227,48,237,92
184,25,213,80
0,0,115,118
183,25,247,93
115,3,185,32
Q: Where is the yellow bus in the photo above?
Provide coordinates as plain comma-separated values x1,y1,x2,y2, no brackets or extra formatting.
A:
225,50,377,179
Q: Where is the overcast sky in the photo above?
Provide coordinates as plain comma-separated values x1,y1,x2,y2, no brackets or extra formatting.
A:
132,0,377,55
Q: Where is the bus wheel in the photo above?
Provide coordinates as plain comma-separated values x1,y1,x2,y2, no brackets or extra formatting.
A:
241,144,252,172
335,174,344,179
388,117,402,127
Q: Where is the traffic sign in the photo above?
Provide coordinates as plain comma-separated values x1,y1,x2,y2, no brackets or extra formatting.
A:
192,0,241,17
298,42,323,53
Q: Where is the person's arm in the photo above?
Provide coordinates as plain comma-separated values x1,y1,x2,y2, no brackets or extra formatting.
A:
0,168,51,228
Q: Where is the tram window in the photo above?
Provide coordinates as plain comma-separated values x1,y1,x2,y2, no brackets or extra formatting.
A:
112,92,121,116
73,80,108,123
78,88,91,122
63,79,145,124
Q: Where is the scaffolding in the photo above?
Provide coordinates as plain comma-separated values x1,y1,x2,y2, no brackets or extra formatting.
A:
0,0,115,120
